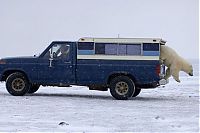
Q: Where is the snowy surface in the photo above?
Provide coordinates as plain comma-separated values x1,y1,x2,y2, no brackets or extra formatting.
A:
0,60,199,132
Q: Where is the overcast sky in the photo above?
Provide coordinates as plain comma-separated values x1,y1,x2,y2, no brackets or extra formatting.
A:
0,0,198,59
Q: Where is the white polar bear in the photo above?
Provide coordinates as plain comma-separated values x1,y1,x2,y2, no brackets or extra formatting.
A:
160,45,193,82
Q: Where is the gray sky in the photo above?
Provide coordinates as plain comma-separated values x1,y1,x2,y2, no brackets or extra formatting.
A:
0,0,198,59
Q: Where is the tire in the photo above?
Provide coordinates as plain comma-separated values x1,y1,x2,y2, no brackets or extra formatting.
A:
109,76,135,100
132,88,141,97
28,84,40,94
6,72,30,96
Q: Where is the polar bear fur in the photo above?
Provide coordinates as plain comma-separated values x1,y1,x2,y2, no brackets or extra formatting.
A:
160,45,193,82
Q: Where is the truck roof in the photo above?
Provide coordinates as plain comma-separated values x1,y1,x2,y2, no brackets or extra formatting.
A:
78,37,166,44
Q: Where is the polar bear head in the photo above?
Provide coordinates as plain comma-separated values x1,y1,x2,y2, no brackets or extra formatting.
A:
187,65,193,76
182,62,193,76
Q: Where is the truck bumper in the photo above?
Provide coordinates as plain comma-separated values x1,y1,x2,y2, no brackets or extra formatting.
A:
159,79,169,85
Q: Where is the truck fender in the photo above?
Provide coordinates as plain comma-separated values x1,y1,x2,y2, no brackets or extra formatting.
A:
107,71,137,85
1,69,30,82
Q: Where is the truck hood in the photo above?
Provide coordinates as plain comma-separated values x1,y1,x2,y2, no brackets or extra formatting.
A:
0,56,38,64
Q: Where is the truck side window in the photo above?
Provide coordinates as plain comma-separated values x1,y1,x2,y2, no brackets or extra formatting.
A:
57,45,70,59
52,44,62,58
43,44,70,60
43,50,51,58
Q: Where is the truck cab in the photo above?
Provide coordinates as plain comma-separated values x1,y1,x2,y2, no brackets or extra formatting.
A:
0,37,168,100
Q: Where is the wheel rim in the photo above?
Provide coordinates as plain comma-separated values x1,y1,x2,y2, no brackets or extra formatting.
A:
115,81,129,95
11,78,25,91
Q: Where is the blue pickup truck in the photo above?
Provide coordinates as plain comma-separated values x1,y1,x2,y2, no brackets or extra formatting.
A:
0,37,168,100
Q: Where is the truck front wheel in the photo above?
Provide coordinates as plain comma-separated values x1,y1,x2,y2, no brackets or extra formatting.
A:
109,76,135,100
6,72,30,96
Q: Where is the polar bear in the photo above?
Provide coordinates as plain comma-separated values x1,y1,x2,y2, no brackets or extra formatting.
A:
160,45,193,82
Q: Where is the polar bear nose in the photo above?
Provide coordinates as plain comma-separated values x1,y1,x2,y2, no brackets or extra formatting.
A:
189,73,193,76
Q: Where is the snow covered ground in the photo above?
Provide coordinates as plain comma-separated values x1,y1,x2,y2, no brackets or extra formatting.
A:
0,59,199,132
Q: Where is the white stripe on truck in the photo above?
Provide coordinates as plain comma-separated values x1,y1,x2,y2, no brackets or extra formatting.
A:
77,55,159,60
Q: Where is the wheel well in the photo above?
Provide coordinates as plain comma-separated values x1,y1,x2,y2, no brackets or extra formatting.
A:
107,73,136,85
2,70,29,81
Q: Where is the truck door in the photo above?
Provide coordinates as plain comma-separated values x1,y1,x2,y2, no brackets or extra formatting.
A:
37,42,75,85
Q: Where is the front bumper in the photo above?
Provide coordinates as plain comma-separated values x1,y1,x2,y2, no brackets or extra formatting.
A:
159,79,169,85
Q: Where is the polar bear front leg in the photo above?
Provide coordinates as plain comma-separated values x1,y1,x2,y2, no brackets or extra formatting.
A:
165,67,171,80
171,68,181,83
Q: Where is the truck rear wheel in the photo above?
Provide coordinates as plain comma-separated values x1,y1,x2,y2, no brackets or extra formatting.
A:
28,84,40,94
6,72,30,96
109,76,135,100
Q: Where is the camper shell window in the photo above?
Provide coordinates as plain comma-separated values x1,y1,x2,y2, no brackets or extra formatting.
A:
78,42,95,55
95,43,105,54
94,43,142,56
105,43,118,55
118,44,127,55
77,41,160,56
78,42,94,50
126,44,141,55
143,43,159,51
